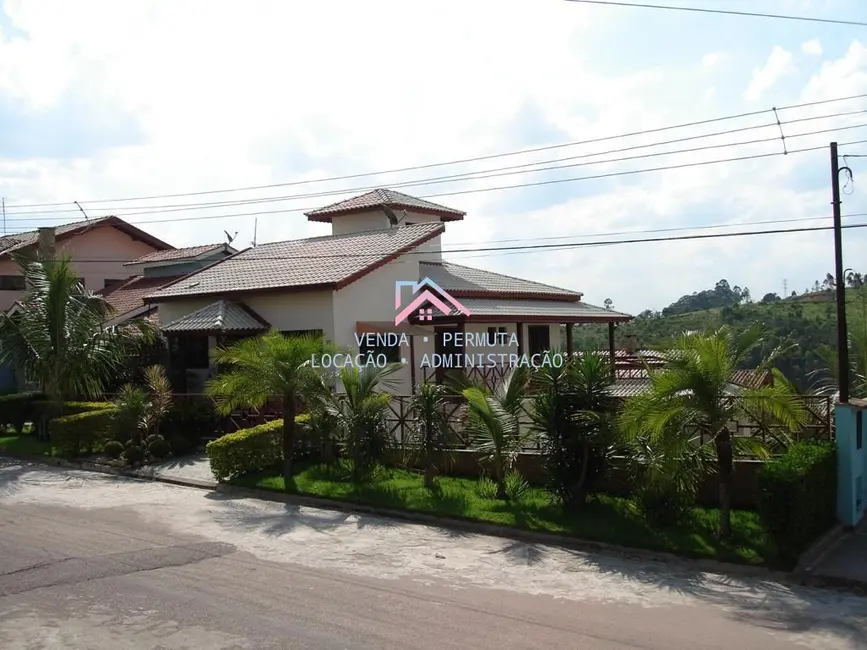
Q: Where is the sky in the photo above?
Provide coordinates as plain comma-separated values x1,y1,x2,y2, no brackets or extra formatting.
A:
0,0,866,315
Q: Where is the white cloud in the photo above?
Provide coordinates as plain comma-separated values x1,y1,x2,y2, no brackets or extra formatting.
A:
802,38,823,56
701,52,727,69
743,46,795,102
0,2,865,315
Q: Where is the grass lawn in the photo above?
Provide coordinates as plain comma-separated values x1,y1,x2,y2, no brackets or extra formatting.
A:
234,462,777,568
0,431,55,457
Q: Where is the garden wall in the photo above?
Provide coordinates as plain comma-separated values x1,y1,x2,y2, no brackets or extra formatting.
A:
414,450,763,509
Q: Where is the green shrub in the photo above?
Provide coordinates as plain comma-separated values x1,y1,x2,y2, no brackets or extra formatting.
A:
162,398,219,446
757,440,837,565
49,407,117,458
206,419,283,482
103,440,124,459
147,436,171,459
62,401,115,415
0,391,46,434
168,435,193,456
124,444,146,465
144,433,163,447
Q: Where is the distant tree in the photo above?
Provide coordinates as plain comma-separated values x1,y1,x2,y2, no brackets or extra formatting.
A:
603,298,613,310
822,273,836,291
846,271,864,288
813,280,822,293
761,292,781,303
741,287,751,304
791,290,797,297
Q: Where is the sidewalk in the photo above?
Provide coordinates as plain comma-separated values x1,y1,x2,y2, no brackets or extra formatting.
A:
131,451,216,488
807,518,867,590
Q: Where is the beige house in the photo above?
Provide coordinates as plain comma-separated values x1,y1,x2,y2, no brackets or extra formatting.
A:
145,189,633,394
0,216,173,314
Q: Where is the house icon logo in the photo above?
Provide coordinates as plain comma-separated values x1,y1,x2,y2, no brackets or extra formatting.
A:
394,278,471,326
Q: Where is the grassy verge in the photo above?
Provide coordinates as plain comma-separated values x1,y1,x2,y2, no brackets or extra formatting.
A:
0,432,55,457
234,462,776,568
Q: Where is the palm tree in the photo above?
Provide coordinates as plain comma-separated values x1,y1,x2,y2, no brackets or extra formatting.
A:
530,351,618,509
620,325,808,537
205,330,337,483
408,381,458,488
0,254,146,429
322,363,402,483
458,366,531,500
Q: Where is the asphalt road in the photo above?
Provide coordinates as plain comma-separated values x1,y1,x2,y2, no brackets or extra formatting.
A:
0,460,865,649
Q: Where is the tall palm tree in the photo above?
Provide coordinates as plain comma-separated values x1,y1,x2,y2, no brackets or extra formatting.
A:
0,254,143,408
457,366,531,500
322,363,402,483
620,325,808,537
205,330,338,483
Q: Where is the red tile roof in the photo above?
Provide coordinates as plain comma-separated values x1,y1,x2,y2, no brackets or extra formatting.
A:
125,243,232,266
99,275,184,317
0,216,172,258
305,189,465,222
420,261,582,300
145,222,446,301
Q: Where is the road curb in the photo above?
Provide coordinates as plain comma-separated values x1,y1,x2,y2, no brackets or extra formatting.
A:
1,451,858,592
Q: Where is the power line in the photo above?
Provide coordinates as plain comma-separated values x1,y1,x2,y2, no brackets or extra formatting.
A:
564,0,867,27
14,211,867,256
5,92,867,210
32,218,867,263
7,107,865,218
4,135,867,229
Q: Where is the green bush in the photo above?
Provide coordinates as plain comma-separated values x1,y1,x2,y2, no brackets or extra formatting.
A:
168,435,193,456
147,436,171,459
0,391,46,433
124,444,145,465
206,419,284,482
162,398,219,446
103,440,125,459
62,401,116,415
49,407,118,458
757,440,837,565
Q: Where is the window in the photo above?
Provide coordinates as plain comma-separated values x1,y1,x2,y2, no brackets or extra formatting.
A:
0,275,25,291
487,326,507,345
527,325,551,356
359,337,402,364
103,278,125,289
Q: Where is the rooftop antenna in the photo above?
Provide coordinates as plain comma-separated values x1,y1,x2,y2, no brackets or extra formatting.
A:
1,198,5,236
224,230,238,245
74,201,90,221
251,218,258,247
381,205,407,228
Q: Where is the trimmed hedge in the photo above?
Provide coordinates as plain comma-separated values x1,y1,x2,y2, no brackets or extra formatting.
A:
49,407,118,459
756,440,837,565
206,415,311,482
0,392,115,436
0,391,46,433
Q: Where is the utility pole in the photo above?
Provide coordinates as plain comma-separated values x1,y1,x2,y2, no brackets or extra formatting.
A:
831,142,850,403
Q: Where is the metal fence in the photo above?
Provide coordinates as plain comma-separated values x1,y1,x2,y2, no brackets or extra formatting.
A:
159,391,832,452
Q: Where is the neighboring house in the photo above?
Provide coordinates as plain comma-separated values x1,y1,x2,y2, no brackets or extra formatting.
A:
98,243,236,326
144,188,633,394
0,216,174,391
0,216,174,314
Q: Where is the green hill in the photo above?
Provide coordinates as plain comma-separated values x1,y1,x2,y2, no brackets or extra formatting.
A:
571,277,867,392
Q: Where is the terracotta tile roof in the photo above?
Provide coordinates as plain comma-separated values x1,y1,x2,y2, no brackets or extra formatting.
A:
146,222,445,301
305,189,465,222
98,275,184,317
444,298,632,322
125,243,232,266
162,300,270,333
420,261,582,299
0,216,172,258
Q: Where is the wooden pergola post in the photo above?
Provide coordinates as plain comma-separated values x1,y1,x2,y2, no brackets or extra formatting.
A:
565,323,574,357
